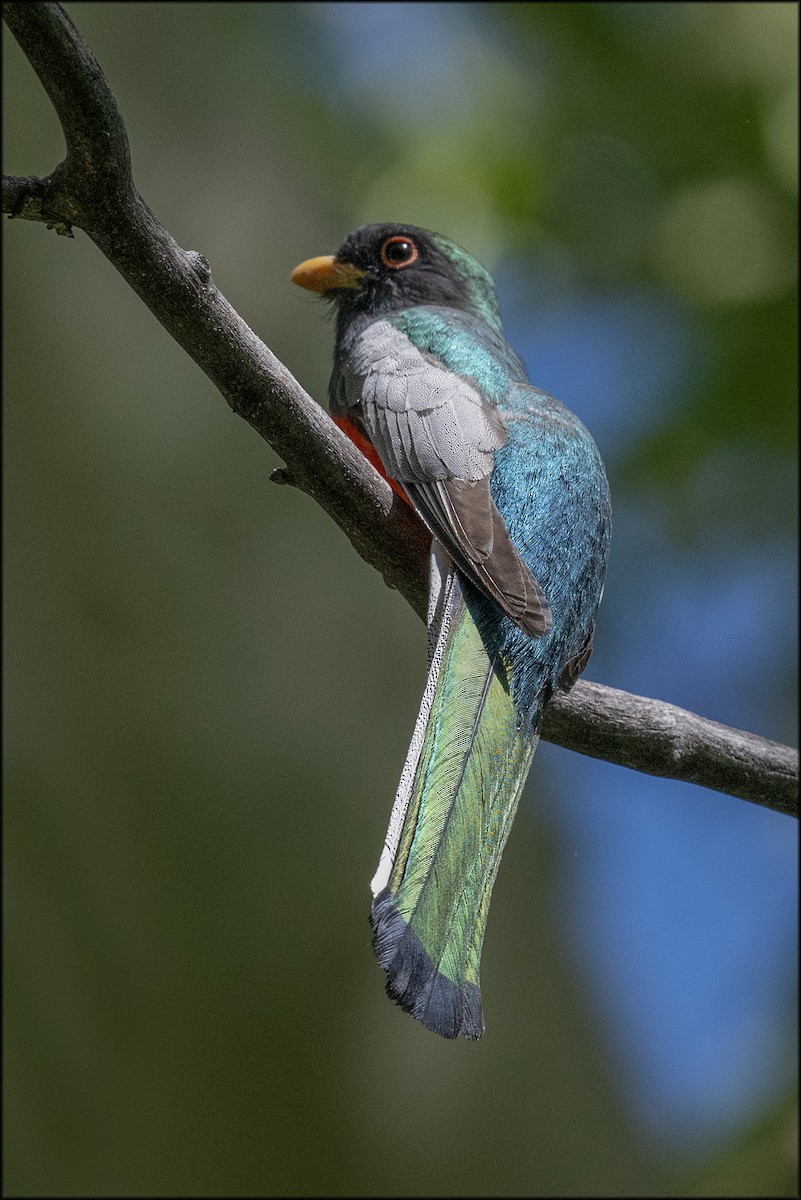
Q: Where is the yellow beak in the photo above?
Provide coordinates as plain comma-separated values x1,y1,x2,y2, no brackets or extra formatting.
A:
290,254,366,293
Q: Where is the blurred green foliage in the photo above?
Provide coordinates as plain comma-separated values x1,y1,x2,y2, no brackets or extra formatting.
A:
4,3,796,1196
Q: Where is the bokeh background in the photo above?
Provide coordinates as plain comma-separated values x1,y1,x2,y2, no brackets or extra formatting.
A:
4,3,797,1195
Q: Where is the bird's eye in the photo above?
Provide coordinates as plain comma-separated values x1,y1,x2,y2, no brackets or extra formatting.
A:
380,236,419,269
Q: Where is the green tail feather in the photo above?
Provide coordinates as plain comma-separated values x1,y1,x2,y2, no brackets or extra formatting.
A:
370,574,539,1039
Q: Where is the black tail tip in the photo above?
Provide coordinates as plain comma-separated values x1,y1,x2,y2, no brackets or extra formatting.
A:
370,889,485,1040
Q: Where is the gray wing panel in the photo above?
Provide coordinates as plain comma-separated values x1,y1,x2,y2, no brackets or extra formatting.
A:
343,321,507,483
342,320,551,639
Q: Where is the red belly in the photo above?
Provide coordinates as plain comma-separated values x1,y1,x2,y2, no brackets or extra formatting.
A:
332,414,412,507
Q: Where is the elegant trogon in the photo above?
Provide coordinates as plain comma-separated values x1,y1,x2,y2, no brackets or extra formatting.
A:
291,224,611,1039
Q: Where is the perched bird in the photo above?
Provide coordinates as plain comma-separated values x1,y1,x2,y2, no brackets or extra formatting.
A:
292,225,611,1039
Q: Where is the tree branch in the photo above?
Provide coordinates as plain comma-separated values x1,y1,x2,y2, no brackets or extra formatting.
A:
4,1,797,819
2,0,431,621
543,683,797,818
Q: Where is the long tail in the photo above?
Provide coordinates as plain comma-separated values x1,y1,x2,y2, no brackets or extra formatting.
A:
370,554,540,1039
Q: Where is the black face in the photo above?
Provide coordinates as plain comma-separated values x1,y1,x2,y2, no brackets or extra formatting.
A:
331,223,473,319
